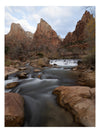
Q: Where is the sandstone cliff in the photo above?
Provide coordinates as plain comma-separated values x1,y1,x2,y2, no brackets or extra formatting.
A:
33,18,61,47
5,23,33,44
61,11,94,58
5,23,33,60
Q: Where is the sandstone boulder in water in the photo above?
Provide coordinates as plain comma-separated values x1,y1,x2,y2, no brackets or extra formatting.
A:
5,93,24,127
5,82,19,89
17,71,27,79
53,86,95,127
34,69,41,72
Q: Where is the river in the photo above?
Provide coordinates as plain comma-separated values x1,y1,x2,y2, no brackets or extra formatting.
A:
5,59,82,127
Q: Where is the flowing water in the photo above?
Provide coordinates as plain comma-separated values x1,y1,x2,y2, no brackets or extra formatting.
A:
5,59,81,127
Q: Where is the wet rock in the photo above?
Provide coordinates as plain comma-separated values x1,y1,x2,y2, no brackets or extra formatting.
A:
37,74,41,78
5,67,18,78
6,82,19,89
53,86,95,127
18,66,27,71
72,67,77,71
34,69,41,72
17,72,27,79
5,93,24,127
5,75,8,80
78,60,83,65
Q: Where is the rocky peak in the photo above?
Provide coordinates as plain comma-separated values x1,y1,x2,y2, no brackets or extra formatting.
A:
5,22,33,58
63,10,94,44
6,23,33,41
33,18,61,46
36,18,54,37
81,10,93,23
11,23,23,30
8,23,25,36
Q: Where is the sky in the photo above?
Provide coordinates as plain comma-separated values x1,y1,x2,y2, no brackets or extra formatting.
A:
5,6,94,38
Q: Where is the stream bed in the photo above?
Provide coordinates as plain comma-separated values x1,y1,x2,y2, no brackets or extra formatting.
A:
5,59,81,127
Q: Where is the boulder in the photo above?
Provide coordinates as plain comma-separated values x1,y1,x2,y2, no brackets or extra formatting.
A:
5,75,8,80
5,93,24,127
72,67,77,71
37,74,41,78
5,67,18,78
53,86,95,127
34,69,41,72
17,72,27,79
6,82,18,89
30,57,49,68
37,57,49,67
78,71,95,87
18,66,27,71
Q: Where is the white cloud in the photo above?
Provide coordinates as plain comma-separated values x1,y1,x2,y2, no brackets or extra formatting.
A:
39,6,72,19
33,14,41,23
5,6,13,13
5,12,17,26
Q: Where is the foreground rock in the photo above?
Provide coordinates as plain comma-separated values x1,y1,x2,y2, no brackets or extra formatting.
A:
5,82,19,89
5,93,24,127
53,86,95,127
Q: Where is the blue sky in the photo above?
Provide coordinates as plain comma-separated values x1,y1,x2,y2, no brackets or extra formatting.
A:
5,6,94,38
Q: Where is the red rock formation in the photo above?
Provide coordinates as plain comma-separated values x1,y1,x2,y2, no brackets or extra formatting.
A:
5,23,33,46
33,18,61,47
63,11,94,47
5,23,33,60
